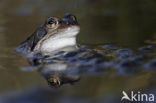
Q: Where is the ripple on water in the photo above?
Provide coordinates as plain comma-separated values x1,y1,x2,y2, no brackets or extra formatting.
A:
114,48,135,55
18,44,156,87
102,44,118,50
114,59,142,75
144,59,156,70
138,45,156,53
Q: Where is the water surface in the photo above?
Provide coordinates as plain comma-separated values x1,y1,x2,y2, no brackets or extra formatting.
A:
0,0,156,103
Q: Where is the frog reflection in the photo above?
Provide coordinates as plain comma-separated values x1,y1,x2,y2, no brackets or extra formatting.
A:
28,46,107,87
42,71,80,88
35,56,81,87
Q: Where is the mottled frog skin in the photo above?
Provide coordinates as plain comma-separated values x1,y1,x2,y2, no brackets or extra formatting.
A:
16,13,80,56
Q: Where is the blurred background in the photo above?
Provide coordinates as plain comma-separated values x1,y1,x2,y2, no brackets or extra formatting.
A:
0,0,156,103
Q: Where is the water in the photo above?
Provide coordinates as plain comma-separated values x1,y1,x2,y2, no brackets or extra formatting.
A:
0,0,156,103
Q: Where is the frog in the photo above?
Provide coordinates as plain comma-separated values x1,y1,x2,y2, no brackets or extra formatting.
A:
16,13,80,56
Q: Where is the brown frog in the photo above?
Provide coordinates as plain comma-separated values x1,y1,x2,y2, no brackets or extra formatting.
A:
16,13,80,56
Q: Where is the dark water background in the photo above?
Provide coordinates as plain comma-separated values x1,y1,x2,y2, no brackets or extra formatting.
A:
0,0,156,103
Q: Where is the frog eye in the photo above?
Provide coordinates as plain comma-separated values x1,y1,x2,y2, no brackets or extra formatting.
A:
48,20,55,25
46,17,58,29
